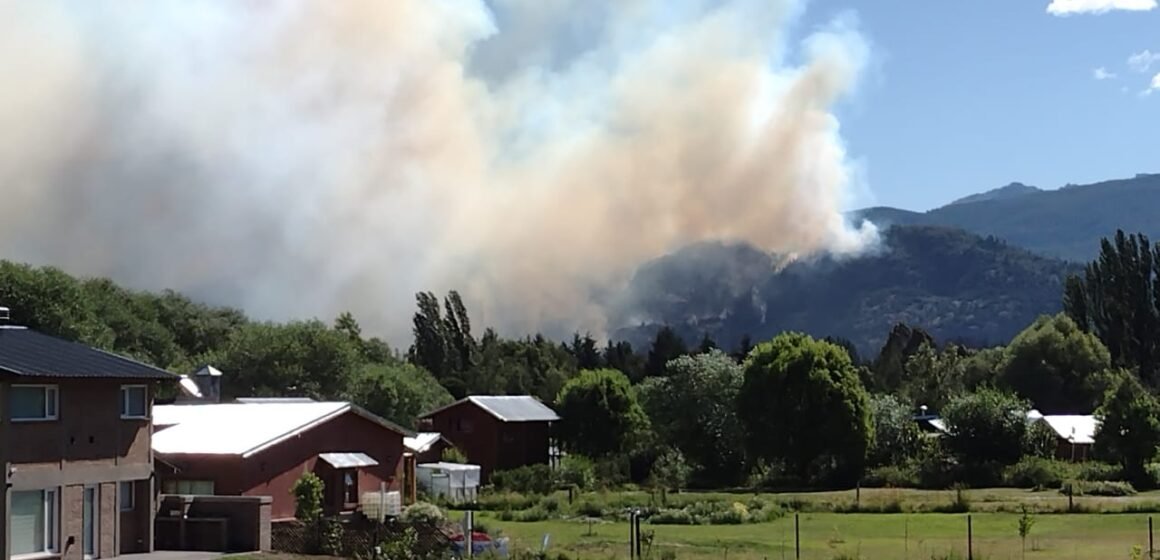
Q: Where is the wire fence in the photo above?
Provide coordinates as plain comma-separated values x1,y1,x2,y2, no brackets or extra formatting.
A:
508,512,1160,560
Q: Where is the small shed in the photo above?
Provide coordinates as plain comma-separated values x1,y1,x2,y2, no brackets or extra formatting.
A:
416,462,481,504
405,431,457,463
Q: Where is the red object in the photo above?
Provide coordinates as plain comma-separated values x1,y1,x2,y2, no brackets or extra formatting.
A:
451,531,491,542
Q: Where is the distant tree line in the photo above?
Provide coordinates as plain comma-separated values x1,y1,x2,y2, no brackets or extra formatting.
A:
5,228,1160,490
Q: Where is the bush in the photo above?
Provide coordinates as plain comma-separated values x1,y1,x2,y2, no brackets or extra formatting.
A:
492,464,556,495
441,447,468,464
649,508,696,525
1061,480,1137,497
400,502,445,525
575,500,604,518
1076,462,1122,482
291,472,325,522
863,465,919,488
557,455,597,490
1002,457,1076,489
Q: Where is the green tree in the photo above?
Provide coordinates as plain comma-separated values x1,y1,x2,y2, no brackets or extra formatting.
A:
649,447,692,491
867,394,922,467
900,342,966,411
1000,314,1112,413
942,388,1029,468
603,340,644,382
638,350,747,486
349,362,454,429
871,323,935,393
737,333,873,485
555,369,649,458
1094,371,1160,484
409,292,451,383
645,326,688,378
568,333,603,370
1064,231,1160,384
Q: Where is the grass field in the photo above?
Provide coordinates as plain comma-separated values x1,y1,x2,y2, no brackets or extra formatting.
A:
453,488,1160,559
477,512,1156,560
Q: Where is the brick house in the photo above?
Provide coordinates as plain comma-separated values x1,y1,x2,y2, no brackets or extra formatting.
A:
152,399,414,521
417,396,559,482
0,308,177,559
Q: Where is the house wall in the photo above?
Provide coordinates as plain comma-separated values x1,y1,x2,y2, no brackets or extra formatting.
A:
157,411,406,522
0,377,157,559
422,402,552,482
423,402,500,481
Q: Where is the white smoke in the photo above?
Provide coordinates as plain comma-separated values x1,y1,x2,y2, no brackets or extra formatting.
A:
0,0,877,343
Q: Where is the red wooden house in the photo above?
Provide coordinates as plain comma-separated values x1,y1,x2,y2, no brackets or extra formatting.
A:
418,396,559,482
152,398,413,521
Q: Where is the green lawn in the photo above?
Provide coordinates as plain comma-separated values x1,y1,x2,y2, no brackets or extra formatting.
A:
475,512,1158,560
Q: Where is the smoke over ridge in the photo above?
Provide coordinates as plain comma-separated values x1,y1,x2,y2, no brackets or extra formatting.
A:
0,0,877,343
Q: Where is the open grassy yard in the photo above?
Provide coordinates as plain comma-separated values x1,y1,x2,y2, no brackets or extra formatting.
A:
478,512,1156,560
450,488,1160,559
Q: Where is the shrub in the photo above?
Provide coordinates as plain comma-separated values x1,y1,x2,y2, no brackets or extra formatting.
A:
649,509,696,525
863,465,919,488
575,500,604,518
441,447,468,464
492,465,556,495
291,472,325,523
476,492,539,512
1002,457,1076,489
1076,462,1122,482
400,502,445,525
1060,480,1137,497
557,455,597,490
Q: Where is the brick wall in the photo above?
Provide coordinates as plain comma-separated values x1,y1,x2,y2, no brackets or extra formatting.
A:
155,495,272,552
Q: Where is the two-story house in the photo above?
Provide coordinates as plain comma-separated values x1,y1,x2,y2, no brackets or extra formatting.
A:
0,308,177,559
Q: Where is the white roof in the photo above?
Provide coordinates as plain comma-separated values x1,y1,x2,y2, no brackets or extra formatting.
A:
319,452,379,469
417,462,480,472
152,401,408,457
405,432,445,453
1037,415,1098,445
424,395,559,422
927,418,949,433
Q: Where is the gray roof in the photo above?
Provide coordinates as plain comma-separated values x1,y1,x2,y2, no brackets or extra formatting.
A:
422,395,560,423
0,326,177,380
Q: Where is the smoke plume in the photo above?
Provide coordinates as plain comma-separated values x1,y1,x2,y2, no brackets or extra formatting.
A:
0,0,877,343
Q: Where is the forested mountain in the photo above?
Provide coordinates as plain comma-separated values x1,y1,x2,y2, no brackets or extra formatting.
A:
613,225,1078,354
853,173,1160,262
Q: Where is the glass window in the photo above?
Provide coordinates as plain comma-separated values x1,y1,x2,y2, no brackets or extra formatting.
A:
119,481,135,511
120,385,148,418
11,489,57,555
11,385,58,421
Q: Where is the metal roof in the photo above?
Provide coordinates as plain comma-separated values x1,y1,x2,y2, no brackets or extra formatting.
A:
1037,415,1098,445
153,400,413,457
0,326,177,380
405,432,446,454
319,452,379,469
421,395,559,423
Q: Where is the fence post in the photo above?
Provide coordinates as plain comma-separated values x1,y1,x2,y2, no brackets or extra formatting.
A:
463,511,474,558
1150,516,1154,558
967,514,973,560
795,513,801,560
629,510,638,560
635,513,643,560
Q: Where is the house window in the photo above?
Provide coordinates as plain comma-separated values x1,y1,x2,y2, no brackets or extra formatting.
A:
120,385,148,419
119,481,135,511
11,385,58,421
11,489,57,555
162,480,215,495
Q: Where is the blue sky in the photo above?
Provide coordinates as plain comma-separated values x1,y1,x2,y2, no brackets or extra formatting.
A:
800,0,1160,211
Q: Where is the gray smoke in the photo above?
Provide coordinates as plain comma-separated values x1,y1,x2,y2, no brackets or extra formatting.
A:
0,0,877,343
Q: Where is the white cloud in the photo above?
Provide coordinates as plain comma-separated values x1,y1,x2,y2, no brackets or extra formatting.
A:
1152,73,1160,90
1128,50,1160,73
1047,0,1157,15
1093,67,1118,80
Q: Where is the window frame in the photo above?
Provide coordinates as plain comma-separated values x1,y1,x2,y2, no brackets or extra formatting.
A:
119,385,149,420
119,481,135,512
10,488,59,558
10,384,59,422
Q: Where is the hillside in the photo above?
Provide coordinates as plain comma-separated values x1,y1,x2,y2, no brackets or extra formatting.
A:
852,173,1160,262
611,225,1079,354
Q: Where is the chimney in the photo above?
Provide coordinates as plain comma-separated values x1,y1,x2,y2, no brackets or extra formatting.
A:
192,365,223,403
